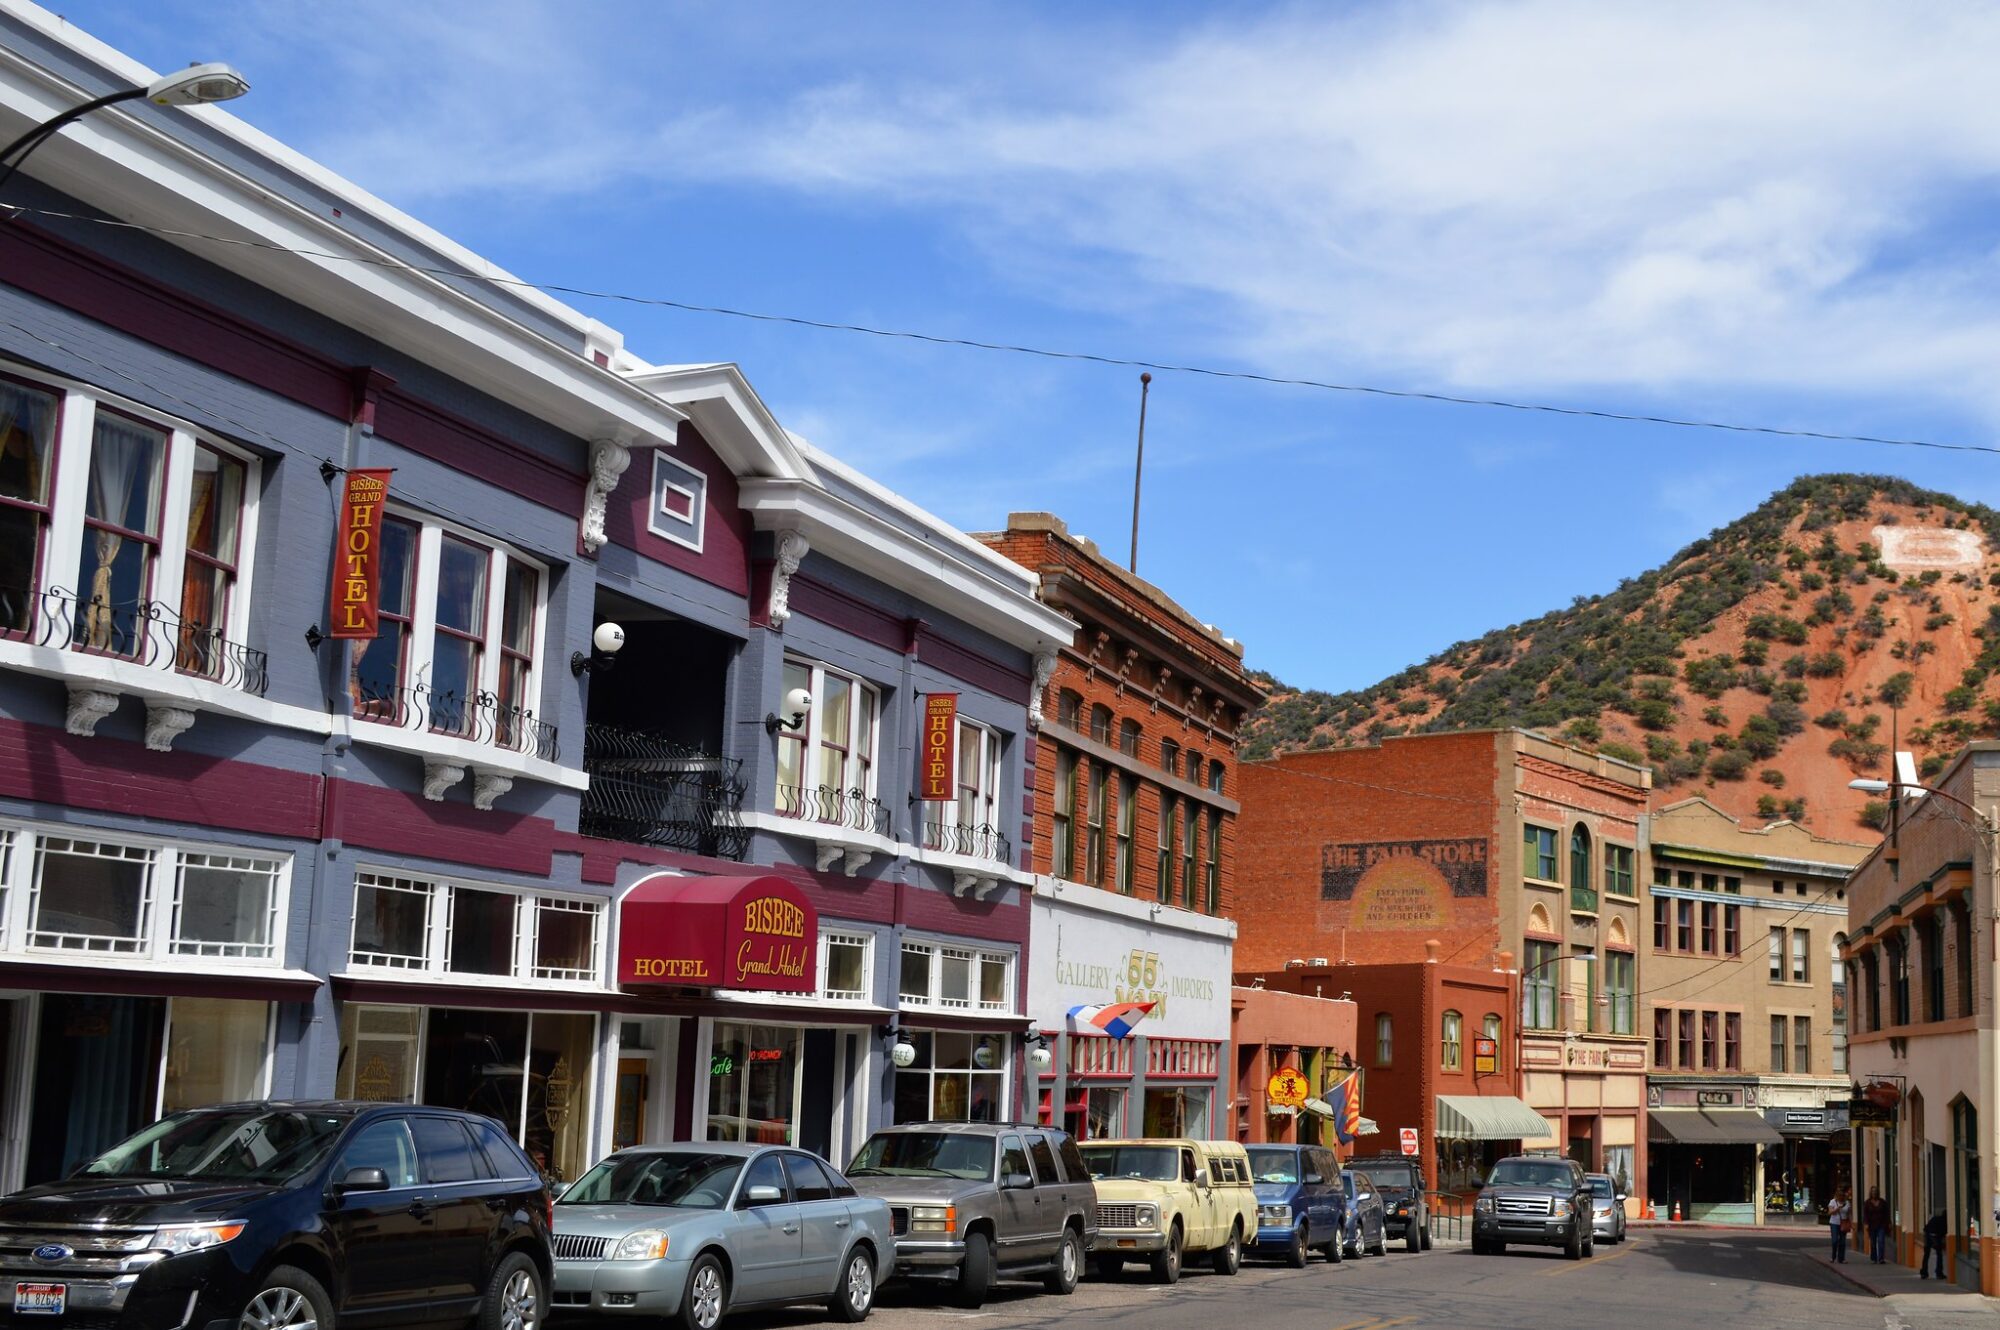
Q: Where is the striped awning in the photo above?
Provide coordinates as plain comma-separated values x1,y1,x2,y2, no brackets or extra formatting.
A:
1435,1095,1556,1141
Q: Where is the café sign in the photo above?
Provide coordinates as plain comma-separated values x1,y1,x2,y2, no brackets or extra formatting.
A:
619,873,817,993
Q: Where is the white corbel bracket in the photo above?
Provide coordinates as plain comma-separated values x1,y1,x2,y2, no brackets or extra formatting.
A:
952,871,1003,900
768,530,810,627
423,760,468,801
471,770,514,811
65,687,119,737
815,842,872,876
580,436,634,555
143,703,197,752
1028,648,1059,729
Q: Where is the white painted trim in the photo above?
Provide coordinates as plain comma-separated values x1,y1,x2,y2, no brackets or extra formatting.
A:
622,362,813,482
909,843,1034,888
0,954,322,988
1028,873,1240,941
646,449,707,552
0,636,333,733
737,810,904,863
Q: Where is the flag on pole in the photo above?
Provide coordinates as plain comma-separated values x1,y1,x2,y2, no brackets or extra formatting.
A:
1065,1001,1156,1039
1324,1068,1364,1144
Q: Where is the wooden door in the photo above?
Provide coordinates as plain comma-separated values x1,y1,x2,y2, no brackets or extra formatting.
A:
613,1057,650,1151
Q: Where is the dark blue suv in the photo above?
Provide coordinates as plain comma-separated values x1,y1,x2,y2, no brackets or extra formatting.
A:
1244,1144,1346,1266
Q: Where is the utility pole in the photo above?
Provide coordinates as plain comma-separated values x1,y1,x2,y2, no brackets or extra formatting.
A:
1129,372,1151,573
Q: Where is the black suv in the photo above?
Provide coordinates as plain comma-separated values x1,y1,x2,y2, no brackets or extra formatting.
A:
0,1101,552,1330
1471,1154,1593,1259
1345,1155,1430,1252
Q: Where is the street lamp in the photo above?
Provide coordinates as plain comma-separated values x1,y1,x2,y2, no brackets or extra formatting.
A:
0,62,250,195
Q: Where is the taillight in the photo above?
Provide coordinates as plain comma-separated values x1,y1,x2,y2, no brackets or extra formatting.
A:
544,1190,555,1231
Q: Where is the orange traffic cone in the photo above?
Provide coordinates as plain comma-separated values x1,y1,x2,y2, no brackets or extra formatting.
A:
1671,1201,1681,1222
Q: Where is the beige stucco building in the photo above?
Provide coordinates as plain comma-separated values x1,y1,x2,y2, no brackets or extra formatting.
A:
1845,744,1999,1291
1644,799,1867,1223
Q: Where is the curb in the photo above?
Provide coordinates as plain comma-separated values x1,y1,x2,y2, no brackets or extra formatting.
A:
1813,1257,1883,1298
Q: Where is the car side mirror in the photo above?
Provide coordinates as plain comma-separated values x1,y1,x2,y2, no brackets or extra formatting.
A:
1468,1179,1485,1191
1359,1191,1373,1202
335,1166,389,1193
1193,1167,1210,1189
741,1184,784,1208
1002,1171,1034,1191
1304,1174,1323,1185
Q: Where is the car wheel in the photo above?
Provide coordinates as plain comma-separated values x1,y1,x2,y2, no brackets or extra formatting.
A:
479,1252,543,1330
953,1231,994,1309
828,1247,875,1323
1043,1227,1082,1295
676,1254,727,1330
1150,1224,1183,1284
1285,1222,1310,1269
1583,1234,1594,1259
1421,1224,1434,1252
1212,1222,1243,1276
1326,1236,1344,1264
1406,1221,1422,1254
1470,1237,1486,1256
1368,1224,1387,1258
1094,1255,1124,1281
239,1265,332,1330
1566,1224,1584,1261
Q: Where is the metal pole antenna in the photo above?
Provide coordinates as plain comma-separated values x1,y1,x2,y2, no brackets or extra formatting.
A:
1129,372,1151,572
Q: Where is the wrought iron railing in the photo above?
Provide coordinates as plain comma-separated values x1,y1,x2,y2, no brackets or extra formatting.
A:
923,817,1011,864
775,782,892,837
580,725,747,859
351,677,559,762
3,584,269,695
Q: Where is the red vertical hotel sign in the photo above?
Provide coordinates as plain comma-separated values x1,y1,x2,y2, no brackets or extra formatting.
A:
330,469,394,639
921,694,958,801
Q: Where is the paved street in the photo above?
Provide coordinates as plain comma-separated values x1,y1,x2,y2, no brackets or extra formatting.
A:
723,1231,1999,1330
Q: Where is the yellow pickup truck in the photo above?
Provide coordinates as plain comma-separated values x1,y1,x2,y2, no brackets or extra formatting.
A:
1078,1139,1259,1283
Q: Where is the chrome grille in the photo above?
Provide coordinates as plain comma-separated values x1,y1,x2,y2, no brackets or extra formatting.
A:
1496,1195,1554,1217
552,1234,612,1261
1096,1204,1141,1229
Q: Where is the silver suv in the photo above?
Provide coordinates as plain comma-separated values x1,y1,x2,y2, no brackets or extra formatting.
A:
845,1122,1098,1308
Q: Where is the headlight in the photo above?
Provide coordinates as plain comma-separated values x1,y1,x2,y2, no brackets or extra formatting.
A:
154,1223,246,1255
1135,1203,1159,1228
613,1230,671,1261
1474,1196,1494,1214
1551,1199,1571,1218
911,1204,957,1235
1259,1204,1293,1225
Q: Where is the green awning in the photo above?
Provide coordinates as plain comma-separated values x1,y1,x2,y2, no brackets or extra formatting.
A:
1435,1095,1556,1141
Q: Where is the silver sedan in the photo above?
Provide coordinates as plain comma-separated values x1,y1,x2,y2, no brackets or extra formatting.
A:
551,1142,894,1330
1586,1173,1627,1244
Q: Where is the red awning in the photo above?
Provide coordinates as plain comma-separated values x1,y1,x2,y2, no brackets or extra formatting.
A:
618,873,817,994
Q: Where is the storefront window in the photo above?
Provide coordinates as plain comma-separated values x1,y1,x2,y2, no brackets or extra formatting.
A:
822,931,871,1001
30,837,154,952
1086,1087,1126,1139
172,853,280,960
449,887,517,975
161,997,269,1112
1143,1085,1211,1137
337,1004,421,1102
708,1022,801,1145
348,870,603,985
893,1031,1006,1123
898,938,1014,1012
1602,1144,1634,1198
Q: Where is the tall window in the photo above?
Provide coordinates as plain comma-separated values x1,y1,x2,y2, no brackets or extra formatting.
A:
493,562,537,748
1204,810,1222,914
76,411,167,657
1604,951,1634,1034
773,659,880,818
0,379,57,636
1890,935,1912,1025
1056,690,1082,729
354,518,418,711
176,446,247,678
953,720,1003,836
1089,704,1113,744
1118,717,1142,755
1700,1011,1717,1069
1375,1012,1393,1065
1569,826,1595,912
1769,1015,1787,1073
1676,899,1693,951
1115,775,1137,893
1604,844,1634,898
1652,896,1670,950
1925,912,1947,1022
1700,901,1717,954
1160,739,1179,774
1652,1008,1671,1067
1157,793,1178,904
1791,930,1810,984
1677,1010,1696,1068
1483,1013,1502,1069
1523,939,1559,1030
1722,904,1740,957
1957,902,1975,1023
430,535,489,734
1724,1012,1742,1070
1768,926,1785,981
1085,762,1107,886
1524,825,1558,881
1052,750,1077,880
1181,809,1199,910
1208,762,1225,795
1793,1016,1811,1073
1441,1011,1463,1071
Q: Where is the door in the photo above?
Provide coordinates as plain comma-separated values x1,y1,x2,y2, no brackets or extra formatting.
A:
612,1058,649,1152
993,1135,1040,1266
327,1117,435,1324
730,1152,804,1301
1186,1148,1220,1246
24,995,165,1185
782,1153,850,1296
409,1115,492,1312
1025,1134,1067,1257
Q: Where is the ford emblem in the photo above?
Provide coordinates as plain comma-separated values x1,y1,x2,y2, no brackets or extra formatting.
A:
31,1244,72,1264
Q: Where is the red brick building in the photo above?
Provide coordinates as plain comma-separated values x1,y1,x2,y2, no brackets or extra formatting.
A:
1230,984,1359,1147
1236,730,1650,1197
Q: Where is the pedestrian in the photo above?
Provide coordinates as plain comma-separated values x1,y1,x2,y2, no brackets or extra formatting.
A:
1863,1188,1890,1263
1828,1187,1851,1264
1921,1211,1947,1280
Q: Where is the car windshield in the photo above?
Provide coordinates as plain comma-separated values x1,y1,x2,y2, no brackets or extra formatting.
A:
1488,1160,1574,1189
560,1152,745,1208
848,1133,993,1181
80,1109,349,1186
1246,1148,1300,1184
1081,1146,1180,1182
1364,1163,1416,1189
1588,1176,1615,1199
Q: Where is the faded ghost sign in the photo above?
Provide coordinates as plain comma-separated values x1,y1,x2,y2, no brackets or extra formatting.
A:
1320,838,1489,931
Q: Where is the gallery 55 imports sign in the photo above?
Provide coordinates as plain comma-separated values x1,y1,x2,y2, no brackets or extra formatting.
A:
1029,894,1230,1041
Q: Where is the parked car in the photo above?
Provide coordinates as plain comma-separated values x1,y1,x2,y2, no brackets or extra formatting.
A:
1471,1154,1594,1259
1585,1172,1627,1244
1347,1154,1431,1252
0,1101,551,1330
843,1122,1095,1308
1244,1143,1346,1266
550,1143,891,1330
1339,1170,1388,1257
1080,1138,1258,1284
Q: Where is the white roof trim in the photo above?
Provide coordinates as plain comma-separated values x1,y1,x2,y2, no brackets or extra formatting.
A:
621,361,814,481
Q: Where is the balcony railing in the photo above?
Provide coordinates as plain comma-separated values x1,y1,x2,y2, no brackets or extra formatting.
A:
922,817,1012,864
580,725,747,860
3,584,269,695
352,677,559,762
776,782,892,838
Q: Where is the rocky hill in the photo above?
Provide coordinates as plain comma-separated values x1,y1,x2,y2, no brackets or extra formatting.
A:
1240,474,2000,833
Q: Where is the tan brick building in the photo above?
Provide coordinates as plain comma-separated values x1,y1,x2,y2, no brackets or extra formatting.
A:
976,513,1263,1139
1644,799,1867,1224
1236,730,1650,1194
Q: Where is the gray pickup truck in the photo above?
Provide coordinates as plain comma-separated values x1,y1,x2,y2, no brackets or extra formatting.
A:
1471,1154,1595,1259
845,1121,1098,1308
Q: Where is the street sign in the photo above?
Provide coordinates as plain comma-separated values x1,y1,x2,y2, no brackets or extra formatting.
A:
1473,1036,1497,1074
1268,1066,1309,1108
1400,1127,1420,1156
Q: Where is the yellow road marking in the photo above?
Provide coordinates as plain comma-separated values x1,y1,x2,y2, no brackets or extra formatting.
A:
1540,1239,1641,1277
1330,1317,1416,1330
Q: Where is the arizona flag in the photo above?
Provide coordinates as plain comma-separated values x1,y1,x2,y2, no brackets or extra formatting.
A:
1324,1069,1364,1145
1066,1001,1156,1039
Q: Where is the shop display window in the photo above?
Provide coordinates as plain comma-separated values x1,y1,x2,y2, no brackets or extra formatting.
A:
533,898,598,981
898,938,1014,1013
821,931,871,1001
448,887,516,975
1142,1085,1211,1137
337,1004,421,1102
161,996,269,1112
893,1030,1007,1123
708,1022,801,1145
172,853,280,960
347,870,603,986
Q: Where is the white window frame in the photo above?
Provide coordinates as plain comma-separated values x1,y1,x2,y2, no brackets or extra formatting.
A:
647,450,707,552
778,657,882,802
951,719,1003,833
345,867,604,988
0,818,290,968
896,935,1016,1014
819,929,874,1002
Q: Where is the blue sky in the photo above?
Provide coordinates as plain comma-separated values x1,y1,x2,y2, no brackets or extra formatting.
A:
49,0,2000,690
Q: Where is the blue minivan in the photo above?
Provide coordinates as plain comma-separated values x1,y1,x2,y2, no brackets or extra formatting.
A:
1245,1143,1347,1266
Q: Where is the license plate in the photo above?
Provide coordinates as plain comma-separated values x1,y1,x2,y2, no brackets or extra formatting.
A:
14,1283,66,1315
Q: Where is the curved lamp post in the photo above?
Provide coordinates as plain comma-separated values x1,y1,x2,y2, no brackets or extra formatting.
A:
0,62,249,195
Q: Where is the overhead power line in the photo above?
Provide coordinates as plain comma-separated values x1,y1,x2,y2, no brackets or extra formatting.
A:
11,203,2000,458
